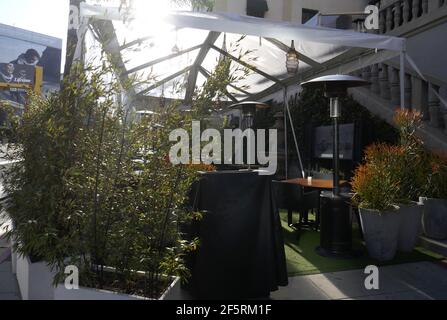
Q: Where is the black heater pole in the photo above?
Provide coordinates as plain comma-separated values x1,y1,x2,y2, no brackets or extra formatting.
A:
331,97,340,197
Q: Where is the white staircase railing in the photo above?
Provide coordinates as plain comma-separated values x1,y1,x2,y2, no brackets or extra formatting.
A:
373,0,447,34
352,62,447,135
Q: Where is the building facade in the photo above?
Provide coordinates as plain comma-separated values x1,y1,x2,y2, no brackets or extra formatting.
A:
214,0,371,24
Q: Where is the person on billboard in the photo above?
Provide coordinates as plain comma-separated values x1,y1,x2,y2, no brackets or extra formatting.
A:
0,63,15,83
10,48,41,66
0,63,15,102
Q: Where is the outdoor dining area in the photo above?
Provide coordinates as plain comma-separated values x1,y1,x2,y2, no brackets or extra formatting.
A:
1,0,447,301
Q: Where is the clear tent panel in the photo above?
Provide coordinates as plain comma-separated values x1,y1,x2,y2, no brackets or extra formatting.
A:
79,1,405,107
76,1,407,179
131,50,198,86
114,23,208,71
212,32,313,79
106,13,362,100
140,72,188,100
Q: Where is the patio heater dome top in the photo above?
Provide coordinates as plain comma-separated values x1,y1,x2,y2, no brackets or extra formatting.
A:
301,74,370,97
228,101,270,134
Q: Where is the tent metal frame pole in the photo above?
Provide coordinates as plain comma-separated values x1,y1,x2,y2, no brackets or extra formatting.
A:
400,50,406,109
263,38,322,68
199,66,250,96
283,88,288,179
198,67,238,102
210,45,283,85
137,66,192,96
124,44,202,76
284,86,305,179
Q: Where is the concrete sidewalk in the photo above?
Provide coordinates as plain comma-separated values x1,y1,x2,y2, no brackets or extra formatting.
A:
271,261,447,300
0,236,20,300
2,206,446,302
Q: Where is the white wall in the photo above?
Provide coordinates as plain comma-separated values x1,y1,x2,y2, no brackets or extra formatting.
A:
298,0,370,23
214,0,370,23
300,0,370,13
264,0,284,22
226,0,245,15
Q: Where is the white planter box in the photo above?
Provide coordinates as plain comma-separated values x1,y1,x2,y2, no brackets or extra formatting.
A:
54,276,182,300
15,251,182,300
16,253,56,300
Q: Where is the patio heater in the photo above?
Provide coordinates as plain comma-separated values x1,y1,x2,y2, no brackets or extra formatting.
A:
302,74,369,258
229,101,270,169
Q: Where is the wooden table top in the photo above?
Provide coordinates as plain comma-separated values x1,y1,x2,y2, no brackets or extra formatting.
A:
283,178,348,190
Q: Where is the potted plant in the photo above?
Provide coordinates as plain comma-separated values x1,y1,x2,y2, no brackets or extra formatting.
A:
1,63,199,300
352,143,403,261
393,109,425,252
419,152,447,240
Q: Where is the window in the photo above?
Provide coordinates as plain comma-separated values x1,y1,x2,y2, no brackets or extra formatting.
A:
246,0,269,18
302,8,318,24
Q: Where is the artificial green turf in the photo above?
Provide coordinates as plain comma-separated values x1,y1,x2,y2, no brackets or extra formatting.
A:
280,212,444,277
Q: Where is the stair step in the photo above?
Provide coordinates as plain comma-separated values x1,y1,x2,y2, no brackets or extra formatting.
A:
349,87,447,155
419,236,447,257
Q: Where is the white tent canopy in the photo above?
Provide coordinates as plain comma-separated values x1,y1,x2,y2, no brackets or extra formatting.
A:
75,1,408,178
78,2,406,106
164,11,406,52
81,4,405,51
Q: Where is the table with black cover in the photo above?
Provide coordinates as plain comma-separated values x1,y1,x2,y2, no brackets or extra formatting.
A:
188,170,288,300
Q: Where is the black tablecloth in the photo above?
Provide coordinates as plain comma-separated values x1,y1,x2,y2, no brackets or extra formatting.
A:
188,171,288,299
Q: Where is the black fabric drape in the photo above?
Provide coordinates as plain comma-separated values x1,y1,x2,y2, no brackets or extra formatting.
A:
189,171,288,299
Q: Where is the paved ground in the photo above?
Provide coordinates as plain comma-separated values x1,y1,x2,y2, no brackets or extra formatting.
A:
2,207,446,301
1,249,447,300
271,261,447,300
0,236,21,300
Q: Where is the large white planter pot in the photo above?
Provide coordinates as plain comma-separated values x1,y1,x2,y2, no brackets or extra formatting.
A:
397,202,423,252
16,254,56,300
54,276,181,300
359,207,401,261
420,198,447,240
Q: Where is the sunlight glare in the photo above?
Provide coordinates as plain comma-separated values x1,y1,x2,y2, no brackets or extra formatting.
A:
131,0,173,36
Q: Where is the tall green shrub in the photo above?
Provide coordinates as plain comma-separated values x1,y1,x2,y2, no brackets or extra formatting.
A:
1,63,199,298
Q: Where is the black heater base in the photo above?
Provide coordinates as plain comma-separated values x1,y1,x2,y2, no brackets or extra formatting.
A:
317,191,357,259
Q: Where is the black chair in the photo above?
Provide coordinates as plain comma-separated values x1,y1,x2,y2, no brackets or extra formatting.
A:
272,181,320,230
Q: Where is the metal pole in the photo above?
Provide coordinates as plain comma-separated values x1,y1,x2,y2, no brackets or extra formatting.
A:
283,88,288,179
285,88,305,178
247,113,253,170
400,50,406,109
333,116,340,196
331,97,340,197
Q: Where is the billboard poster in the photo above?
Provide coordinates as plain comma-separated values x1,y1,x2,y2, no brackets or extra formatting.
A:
0,23,62,107
0,63,35,105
